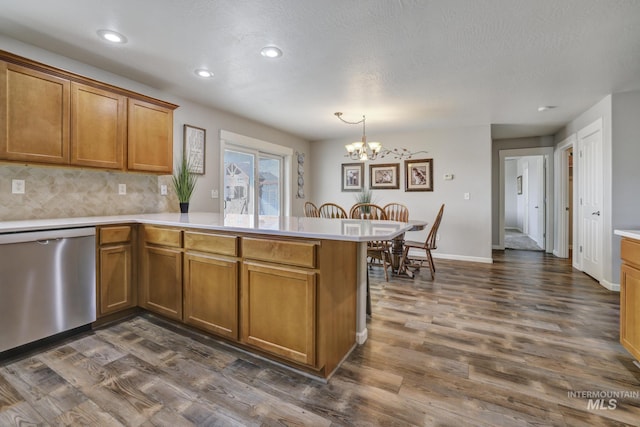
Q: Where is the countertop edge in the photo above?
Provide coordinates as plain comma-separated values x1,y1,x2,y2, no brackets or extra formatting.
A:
0,214,414,242
614,229,640,240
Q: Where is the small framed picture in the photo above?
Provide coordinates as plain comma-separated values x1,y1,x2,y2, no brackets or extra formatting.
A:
405,158,433,192
342,163,364,192
517,175,523,195
184,124,206,174
370,163,400,189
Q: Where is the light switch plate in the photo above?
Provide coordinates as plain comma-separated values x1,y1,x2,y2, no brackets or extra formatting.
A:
464,192,470,200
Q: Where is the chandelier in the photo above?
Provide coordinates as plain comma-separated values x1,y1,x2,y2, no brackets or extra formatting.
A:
335,112,382,161
335,112,430,161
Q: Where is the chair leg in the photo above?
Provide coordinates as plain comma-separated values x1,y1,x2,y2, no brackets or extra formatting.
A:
398,246,409,273
382,251,389,282
426,249,436,280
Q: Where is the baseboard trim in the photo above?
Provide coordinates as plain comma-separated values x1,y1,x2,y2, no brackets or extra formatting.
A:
432,253,494,264
599,279,620,292
492,244,504,250
355,329,368,344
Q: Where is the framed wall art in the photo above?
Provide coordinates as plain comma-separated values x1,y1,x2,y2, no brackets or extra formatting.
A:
369,163,400,190
183,124,206,174
405,158,433,191
342,163,364,192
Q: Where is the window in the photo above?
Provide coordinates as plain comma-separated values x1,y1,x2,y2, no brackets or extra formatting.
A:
220,130,292,220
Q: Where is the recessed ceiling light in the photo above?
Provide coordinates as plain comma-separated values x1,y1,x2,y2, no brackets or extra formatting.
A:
537,105,557,112
194,69,214,78
97,29,127,44
260,46,283,58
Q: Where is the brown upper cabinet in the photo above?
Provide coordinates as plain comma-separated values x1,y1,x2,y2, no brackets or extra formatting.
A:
0,62,70,164
128,98,174,174
71,83,126,169
0,51,178,173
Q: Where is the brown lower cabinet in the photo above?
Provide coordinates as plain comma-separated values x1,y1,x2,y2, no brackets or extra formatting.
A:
621,237,640,361
183,230,239,340
242,261,316,366
116,224,356,378
97,225,136,316
138,226,183,321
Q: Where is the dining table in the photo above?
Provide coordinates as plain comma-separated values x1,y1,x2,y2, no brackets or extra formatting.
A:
390,219,428,275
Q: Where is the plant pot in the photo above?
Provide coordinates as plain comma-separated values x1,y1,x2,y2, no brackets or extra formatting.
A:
179,202,189,213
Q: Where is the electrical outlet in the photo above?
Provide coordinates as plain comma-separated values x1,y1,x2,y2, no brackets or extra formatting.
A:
118,183,126,195
160,185,168,196
464,192,470,200
211,189,219,199
11,179,25,194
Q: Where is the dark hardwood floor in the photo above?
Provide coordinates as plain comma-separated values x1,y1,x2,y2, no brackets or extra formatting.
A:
1,250,639,426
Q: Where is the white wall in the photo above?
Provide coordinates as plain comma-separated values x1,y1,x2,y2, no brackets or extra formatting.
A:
0,35,311,217
310,126,493,263
504,159,518,229
611,90,640,283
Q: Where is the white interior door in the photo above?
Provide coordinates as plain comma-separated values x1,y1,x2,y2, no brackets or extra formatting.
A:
578,119,603,280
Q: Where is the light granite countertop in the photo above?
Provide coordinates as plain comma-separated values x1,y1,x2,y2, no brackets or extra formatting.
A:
0,212,414,242
614,229,640,241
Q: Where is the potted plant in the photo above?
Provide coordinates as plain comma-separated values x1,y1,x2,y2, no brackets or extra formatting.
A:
172,155,198,213
354,187,374,213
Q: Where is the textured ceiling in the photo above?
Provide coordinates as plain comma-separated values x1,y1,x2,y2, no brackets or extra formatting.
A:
1,0,639,141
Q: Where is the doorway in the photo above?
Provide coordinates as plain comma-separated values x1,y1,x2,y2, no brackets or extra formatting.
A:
223,148,284,216
219,129,293,221
499,147,553,252
504,155,545,251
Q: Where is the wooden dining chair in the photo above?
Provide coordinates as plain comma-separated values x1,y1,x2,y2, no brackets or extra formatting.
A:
399,204,444,280
349,203,387,220
304,201,319,217
349,203,392,281
383,202,409,222
318,202,348,219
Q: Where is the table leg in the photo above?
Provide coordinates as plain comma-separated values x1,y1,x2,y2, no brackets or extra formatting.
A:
391,232,406,273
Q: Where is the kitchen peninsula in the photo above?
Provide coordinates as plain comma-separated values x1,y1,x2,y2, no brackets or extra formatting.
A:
0,213,411,379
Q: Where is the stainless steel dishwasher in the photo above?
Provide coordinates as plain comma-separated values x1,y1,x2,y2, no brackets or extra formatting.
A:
0,227,96,353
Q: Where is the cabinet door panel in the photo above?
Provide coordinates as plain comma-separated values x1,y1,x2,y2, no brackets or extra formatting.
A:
143,245,182,320
128,98,173,173
184,253,238,339
99,244,134,315
71,83,125,169
241,261,316,366
621,263,640,361
0,62,69,163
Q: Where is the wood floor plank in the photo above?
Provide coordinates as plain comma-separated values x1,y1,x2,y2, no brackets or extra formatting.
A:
1,250,639,426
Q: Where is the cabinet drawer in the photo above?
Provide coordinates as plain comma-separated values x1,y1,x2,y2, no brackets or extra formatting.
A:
621,238,640,267
99,225,132,245
184,231,238,256
144,226,182,248
242,238,317,268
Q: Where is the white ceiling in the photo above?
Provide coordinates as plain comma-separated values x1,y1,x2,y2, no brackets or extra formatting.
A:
1,0,639,141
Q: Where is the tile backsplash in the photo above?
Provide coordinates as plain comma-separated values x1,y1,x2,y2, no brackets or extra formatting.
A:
0,164,176,221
